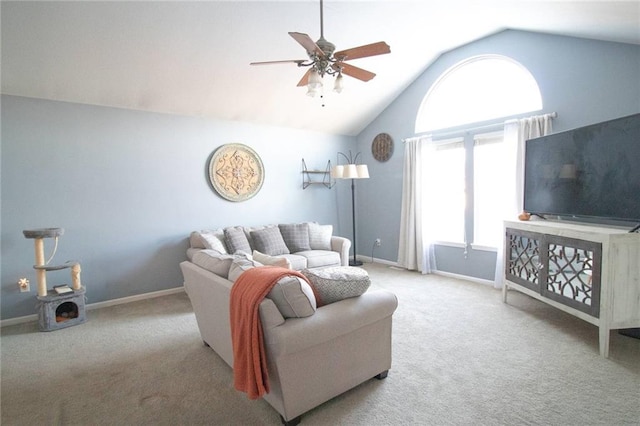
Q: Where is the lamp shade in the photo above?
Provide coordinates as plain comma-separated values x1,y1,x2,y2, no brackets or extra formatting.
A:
334,74,344,93
308,71,323,89
331,165,344,179
356,164,370,179
342,164,358,179
306,85,318,97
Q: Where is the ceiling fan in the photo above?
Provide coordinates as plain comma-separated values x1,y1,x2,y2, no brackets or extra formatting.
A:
250,0,391,96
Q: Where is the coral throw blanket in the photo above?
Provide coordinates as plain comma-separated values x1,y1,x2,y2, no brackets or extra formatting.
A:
229,266,309,400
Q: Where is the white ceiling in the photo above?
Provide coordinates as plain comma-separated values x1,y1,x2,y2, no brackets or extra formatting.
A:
2,1,639,136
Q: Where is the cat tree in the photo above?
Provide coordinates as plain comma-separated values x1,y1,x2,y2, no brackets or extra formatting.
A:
23,228,86,331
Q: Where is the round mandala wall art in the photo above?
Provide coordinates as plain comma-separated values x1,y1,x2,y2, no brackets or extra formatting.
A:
208,143,264,202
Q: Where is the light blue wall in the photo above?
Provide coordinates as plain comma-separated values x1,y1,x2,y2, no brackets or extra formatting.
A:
1,95,354,320
356,30,640,279
3,30,640,320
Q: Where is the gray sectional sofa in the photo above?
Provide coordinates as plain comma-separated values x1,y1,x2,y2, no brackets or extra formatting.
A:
187,223,351,272
180,223,398,425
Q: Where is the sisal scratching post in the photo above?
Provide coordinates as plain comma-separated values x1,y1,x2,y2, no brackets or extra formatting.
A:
71,264,82,290
33,237,48,297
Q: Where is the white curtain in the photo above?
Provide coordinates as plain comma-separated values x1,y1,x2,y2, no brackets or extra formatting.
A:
494,113,554,288
397,135,435,274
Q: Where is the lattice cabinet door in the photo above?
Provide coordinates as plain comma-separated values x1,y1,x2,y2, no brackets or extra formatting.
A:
505,229,542,292
541,235,602,318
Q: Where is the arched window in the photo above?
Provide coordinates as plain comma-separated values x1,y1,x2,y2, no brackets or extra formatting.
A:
415,55,542,133
417,55,545,250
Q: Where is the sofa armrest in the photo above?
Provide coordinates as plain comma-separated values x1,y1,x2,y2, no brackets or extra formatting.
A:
264,289,397,357
259,298,286,329
331,236,351,266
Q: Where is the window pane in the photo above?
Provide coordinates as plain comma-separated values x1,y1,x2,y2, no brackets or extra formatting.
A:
473,133,509,247
416,55,542,133
424,141,465,244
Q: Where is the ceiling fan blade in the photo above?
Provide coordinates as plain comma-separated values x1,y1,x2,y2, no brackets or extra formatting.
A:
250,59,306,66
336,62,376,82
334,41,391,61
297,69,312,87
289,32,325,57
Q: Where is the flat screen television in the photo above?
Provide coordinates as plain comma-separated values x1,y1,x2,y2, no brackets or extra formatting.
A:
524,113,640,225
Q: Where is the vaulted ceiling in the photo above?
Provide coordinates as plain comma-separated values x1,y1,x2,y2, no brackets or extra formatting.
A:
2,1,639,136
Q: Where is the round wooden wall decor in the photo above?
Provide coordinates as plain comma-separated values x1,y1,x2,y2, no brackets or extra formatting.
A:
208,143,264,202
372,133,394,162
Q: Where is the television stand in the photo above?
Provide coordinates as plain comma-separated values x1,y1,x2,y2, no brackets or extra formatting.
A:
502,220,640,358
629,223,640,233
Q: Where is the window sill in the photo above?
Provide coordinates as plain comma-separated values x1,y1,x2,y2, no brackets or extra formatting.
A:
470,244,498,252
433,241,466,249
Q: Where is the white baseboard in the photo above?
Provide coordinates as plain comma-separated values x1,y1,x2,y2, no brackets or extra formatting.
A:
356,255,398,267
432,270,496,287
0,286,185,328
360,255,496,287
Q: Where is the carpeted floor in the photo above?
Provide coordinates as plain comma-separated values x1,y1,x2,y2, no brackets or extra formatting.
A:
2,263,639,425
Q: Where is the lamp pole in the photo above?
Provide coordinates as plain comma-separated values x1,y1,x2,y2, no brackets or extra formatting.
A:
333,151,368,267
349,177,362,266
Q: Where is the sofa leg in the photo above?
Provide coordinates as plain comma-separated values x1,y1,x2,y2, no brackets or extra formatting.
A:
375,370,389,380
280,414,301,426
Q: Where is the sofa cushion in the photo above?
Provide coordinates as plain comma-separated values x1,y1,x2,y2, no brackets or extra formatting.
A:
267,275,316,318
228,256,263,282
278,223,311,253
225,226,252,254
191,250,236,278
308,222,333,250
199,229,228,254
250,227,290,256
252,250,291,269
302,266,371,306
279,254,308,271
296,250,341,269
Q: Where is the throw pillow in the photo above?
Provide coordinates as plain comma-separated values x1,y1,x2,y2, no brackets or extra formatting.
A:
302,266,370,306
228,256,263,282
224,226,252,254
267,275,317,318
243,225,267,251
189,231,207,249
191,250,236,278
227,259,316,318
278,223,312,253
250,227,290,256
252,250,291,269
200,229,228,254
308,222,333,250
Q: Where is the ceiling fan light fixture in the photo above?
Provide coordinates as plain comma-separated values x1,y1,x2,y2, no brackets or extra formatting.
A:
306,85,318,97
334,73,344,93
250,0,390,100
308,70,323,89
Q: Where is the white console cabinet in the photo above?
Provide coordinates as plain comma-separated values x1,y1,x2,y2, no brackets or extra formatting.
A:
502,220,640,357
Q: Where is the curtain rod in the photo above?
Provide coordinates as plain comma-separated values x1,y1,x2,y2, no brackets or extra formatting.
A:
403,112,558,142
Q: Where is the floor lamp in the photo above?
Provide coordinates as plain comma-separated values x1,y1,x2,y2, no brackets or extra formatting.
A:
332,152,369,266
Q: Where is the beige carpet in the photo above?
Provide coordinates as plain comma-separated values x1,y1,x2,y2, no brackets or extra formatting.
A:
2,263,639,425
